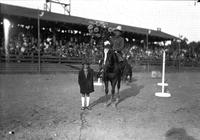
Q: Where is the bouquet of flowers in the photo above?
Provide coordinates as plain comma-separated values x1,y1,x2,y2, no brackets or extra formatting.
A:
88,21,113,44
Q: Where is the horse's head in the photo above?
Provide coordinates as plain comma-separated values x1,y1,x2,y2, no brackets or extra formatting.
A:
103,49,119,72
103,48,110,65
100,40,118,73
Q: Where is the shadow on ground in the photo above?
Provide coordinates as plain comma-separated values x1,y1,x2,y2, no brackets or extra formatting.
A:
116,84,144,106
90,81,144,107
165,128,197,140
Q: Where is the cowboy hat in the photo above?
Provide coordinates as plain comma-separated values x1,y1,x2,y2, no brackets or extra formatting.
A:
113,25,122,32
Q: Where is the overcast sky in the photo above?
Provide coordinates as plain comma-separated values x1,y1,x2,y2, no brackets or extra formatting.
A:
1,0,200,42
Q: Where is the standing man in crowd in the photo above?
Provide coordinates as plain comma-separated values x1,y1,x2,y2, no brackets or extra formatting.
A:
110,25,124,62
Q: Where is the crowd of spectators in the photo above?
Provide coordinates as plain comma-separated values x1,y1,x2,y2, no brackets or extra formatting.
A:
125,43,200,66
126,44,169,61
0,27,104,62
0,26,199,66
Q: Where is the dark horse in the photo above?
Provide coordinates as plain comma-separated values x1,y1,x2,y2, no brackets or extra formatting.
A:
122,59,133,83
99,48,125,106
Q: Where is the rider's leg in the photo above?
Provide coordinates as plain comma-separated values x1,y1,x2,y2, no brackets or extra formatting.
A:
116,51,123,62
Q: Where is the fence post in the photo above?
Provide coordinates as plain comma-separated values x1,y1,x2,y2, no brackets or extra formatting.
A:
31,53,33,63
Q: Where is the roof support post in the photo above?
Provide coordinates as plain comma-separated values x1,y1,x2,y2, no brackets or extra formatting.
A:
37,10,44,73
37,10,41,73
177,39,181,72
146,30,151,72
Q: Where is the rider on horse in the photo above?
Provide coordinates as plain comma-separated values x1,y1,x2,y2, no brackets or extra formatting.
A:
97,25,125,78
110,25,124,62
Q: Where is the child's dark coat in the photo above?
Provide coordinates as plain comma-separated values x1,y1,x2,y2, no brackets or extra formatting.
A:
78,68,94,94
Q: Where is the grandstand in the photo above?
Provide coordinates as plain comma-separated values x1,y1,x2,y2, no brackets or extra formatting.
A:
0,3,178,41
0,3,179,73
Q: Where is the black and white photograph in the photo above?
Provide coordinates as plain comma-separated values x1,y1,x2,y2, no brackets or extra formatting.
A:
0,0,200,139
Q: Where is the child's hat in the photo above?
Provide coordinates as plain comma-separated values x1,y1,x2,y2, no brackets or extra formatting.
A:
82,59,90,65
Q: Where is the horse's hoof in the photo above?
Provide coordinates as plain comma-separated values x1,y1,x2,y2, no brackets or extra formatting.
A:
104,103,108,106
106,101,112,107
116,98,119,103
114,99,119,105
111,103,116,108
107,103,111,107
104,102,109,107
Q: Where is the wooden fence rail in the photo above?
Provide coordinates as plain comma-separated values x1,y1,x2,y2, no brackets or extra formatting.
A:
0,54,200,73
1,54,200,66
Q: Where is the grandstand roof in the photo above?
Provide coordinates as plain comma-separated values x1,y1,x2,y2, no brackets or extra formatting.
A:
0,3,179,42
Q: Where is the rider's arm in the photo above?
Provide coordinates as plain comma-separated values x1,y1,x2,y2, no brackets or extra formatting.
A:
118,37,124,52
109,38,114,50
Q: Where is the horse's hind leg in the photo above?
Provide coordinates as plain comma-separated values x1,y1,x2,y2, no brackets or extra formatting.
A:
115,77,121,104
129,71,132,82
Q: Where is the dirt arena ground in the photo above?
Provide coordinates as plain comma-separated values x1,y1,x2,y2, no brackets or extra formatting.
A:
0,72,200,140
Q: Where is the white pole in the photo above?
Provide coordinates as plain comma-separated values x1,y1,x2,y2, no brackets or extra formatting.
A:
98,78,101,83
155,49,171,97
161,50,165,93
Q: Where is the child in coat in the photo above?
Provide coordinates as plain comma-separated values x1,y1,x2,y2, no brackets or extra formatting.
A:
78,61,94,110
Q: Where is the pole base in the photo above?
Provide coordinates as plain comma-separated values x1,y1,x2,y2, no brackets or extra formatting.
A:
155,92,171,97
94,78,103,86
94,82,103,86
157,83,168,86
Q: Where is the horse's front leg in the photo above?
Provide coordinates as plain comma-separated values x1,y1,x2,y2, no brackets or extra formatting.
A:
110,79,118,107
104,81,110,106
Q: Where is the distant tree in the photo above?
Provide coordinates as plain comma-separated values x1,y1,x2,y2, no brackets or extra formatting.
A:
180,37,188,50
188,41,200,58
